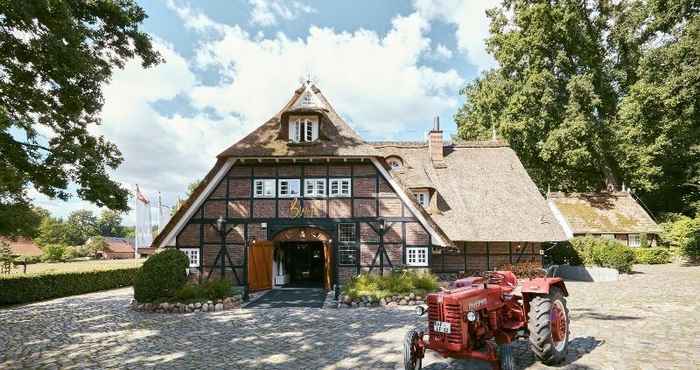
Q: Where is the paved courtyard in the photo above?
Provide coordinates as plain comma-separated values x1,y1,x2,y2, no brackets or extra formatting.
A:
1,264,698,370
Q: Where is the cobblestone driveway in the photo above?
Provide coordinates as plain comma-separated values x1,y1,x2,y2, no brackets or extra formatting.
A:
1,264,698,370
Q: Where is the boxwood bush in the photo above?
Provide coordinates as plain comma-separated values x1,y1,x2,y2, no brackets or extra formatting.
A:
0,268,137,306
133,249,189,303
569,237,636,273
634,248,671,264
342,270,439,300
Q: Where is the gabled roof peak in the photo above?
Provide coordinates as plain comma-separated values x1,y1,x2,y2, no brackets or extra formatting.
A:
288,82,327,112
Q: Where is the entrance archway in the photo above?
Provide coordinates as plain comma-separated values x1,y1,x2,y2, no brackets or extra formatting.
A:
272,227,333,290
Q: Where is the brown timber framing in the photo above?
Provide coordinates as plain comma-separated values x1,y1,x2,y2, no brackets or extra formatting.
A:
170,157,438,289
430,241,542,273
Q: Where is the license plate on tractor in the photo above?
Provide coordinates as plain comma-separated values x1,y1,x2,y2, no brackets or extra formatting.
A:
433,321,451,334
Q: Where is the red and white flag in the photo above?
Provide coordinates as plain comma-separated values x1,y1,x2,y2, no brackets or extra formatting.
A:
134,185,153,255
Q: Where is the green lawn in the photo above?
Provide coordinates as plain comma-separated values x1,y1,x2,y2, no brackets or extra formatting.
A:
7,259,144,276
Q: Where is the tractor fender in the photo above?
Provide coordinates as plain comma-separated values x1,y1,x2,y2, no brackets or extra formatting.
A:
521,277,568,297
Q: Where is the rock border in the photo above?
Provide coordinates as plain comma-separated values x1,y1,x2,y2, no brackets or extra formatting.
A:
337,292,426,309
130,296,242,314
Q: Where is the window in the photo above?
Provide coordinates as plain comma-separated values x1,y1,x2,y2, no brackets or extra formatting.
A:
304,178,326,197
338,224,357,265
601,234,615,240
406,247,428,266
628,234,641,247
339,244,357,265
278,179,301,198
254,179,276,198
413,191,430,207
387,157,403,171
181,248,200,268
338,223,356,242
329,178,351,197
289,117,318,143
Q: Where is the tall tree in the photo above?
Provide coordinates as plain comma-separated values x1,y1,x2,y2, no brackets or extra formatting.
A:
456,0,699,215
0,1,161,237
97,209,125,237
64,210,98,245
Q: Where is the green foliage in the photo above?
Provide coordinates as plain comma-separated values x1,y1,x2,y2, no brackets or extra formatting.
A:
0,241,14,273
173,279,234,303
570,237,636,273
0,205,45,238
548,243,584,266
634,248,671,264
0,268,137,306
660,215,700,258
84,236,109,257
64,210,98,246
342,271,439,300
97,210,126,237
0,0,161,237
133,249,189,303
41,244,68,262
35,217,69,247
456,0,700,215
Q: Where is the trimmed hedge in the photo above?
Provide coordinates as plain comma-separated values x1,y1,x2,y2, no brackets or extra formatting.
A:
551,237,636,273
634,248,672,264
133,249,189,303
0,268,138,306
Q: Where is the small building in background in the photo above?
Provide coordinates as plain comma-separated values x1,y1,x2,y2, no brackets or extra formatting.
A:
0,237,43,258
96,237,135,259
547,191,661,247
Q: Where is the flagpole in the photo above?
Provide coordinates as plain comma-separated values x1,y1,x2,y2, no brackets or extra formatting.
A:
134,184,139,259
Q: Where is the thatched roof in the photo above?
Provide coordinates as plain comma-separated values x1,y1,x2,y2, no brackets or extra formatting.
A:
218,83,380,158
548,192,660,234
374,141,567,242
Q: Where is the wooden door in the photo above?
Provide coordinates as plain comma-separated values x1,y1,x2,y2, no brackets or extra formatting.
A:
248,241,273,291
323,241,333,290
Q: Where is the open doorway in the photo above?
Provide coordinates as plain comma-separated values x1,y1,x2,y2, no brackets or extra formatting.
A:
279,241,324,288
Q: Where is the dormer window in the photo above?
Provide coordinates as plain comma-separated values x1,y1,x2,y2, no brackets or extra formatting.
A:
386,156,403,171
289,116,319,143
412,190,430,208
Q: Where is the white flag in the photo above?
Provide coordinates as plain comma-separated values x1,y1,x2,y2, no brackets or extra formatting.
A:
135,185,153,255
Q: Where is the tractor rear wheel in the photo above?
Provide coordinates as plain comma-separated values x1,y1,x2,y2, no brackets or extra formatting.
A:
403,328,423,370
528,287,570,365
497,343,515,370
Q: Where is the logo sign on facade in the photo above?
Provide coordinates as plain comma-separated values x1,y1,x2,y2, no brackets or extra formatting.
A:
289,198,320,218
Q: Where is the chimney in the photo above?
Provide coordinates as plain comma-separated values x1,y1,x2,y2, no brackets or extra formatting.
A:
428,116,444,162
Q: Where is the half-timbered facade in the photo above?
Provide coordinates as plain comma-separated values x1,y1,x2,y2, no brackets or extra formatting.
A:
152,82,565,292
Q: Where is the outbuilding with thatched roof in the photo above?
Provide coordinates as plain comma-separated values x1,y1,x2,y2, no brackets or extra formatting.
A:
547,191,661,247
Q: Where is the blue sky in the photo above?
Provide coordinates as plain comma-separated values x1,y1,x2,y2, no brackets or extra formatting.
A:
33,0,500,223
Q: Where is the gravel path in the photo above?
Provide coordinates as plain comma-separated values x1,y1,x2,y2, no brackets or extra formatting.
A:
1,264,698,369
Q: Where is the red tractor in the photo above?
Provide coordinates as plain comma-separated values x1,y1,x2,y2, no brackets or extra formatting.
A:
404,271,570,370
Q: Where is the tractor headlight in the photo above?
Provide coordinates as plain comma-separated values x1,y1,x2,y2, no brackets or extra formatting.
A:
466,311,477,322
415,306,426,316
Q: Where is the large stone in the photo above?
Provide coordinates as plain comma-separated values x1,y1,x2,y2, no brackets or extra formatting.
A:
399,299,408,305
215,303,223,312
408,292,416,299
202,304,209,312
343,295,352,304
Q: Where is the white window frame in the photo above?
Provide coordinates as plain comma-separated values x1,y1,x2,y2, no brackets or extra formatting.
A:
628,234,641,248
254,179,276,198
601,234,615,240
289,117,318,143
338,223,356,243
304,178,326,197
181,248,200,268
278,179,301,198
406,247,428,267
329,178,351,197
413,191,430,207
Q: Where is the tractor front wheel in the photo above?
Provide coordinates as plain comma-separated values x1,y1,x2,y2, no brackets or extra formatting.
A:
528,287,570,365
403,328,423,370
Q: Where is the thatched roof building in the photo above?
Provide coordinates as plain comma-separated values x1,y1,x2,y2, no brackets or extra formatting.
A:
547,191,660,247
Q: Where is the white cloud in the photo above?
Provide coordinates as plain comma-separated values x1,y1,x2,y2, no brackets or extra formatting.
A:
249,0,316,27
413,0,500,70
174,7,463,137
40,2,470,222
433,43,453,60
